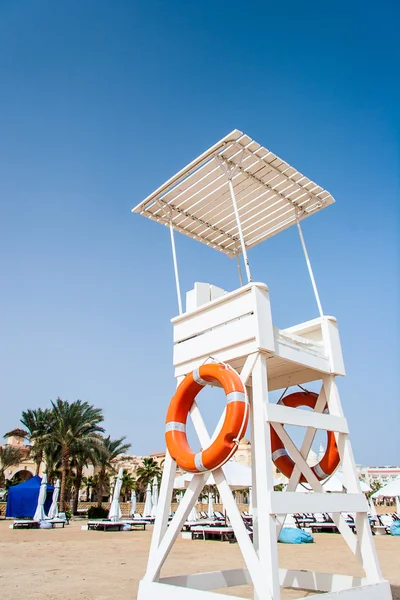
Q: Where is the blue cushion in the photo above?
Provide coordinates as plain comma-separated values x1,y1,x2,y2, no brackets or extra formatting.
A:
390,521,400,536
279,527,314,544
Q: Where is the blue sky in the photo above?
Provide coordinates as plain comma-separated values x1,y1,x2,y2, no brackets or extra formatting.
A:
0,1,398,466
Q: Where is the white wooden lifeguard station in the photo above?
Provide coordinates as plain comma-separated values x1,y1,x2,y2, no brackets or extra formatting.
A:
132,130,391,600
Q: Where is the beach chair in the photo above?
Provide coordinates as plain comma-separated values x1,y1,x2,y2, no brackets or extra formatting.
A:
213,511,225,521
371,515,389,536
309,513,338,533
191,525,235,542
379,514,394,534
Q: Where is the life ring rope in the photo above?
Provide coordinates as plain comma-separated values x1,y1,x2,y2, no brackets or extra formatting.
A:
165,363,249,473
270,391,340,482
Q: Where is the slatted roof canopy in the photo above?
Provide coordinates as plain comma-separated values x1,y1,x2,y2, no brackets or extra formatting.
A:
132,130,335,257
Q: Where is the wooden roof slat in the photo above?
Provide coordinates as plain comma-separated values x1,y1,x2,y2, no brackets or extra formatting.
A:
132,130,334,256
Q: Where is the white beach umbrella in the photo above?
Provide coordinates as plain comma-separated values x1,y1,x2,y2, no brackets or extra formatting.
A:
33,474,48,521
187,503,198,522
371,477,400,499
396,496,400,514
108,467,123,522
143,482,152,517
207,491,214,518
248,486,253,516
151,476,159,518
130,489,137,516
47,479,60,519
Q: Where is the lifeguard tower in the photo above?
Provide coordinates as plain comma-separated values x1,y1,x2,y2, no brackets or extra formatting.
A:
132,130,391,600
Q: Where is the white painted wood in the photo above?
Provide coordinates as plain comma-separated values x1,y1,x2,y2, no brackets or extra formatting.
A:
252,285,275,352
273,336,331,372
190,389,270,599
239,352,259,386
311,581,392,599
270,491,368,515
145,473,208,582
279,569,367,592
174,286,255,342
248,385,260,553
133,130,334,256
186,283,212,313
173,316,256,367
174,340,257,378
266,403,348,433
212,467,270,599
138,254,387,600
285,384,327,492
189,400,213,447
271,418,364,557
138,580,247,600
322,376,383,584
283,316,325,340
148,451,177,564
210,284,225,302
160,568,250,590
251,353,281,600
321,318,346,376
268,367,322,391
159,569,382,595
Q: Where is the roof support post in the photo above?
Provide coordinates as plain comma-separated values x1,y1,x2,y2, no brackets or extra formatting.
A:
235,255,243,286
296,212,324,318
156,199,183,315
216,156,252,284
169,220,183,315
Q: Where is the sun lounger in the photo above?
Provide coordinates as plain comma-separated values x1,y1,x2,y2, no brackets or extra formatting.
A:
47,518,66,528
87,520,127,531
11,520,40,529
213,511,225,520
191,526,235,541
121,519,147,530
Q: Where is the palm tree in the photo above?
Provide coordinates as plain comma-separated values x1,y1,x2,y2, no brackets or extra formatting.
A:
368,480,382,498
43,444,61,484
82,475,97,502
120,471,136,502
20,408,54,474
136,457,162,489
0,446,24,486
95,436,131,507
70,439,101,514
42,399,104,510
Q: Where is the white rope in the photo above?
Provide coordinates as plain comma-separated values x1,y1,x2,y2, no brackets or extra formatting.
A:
296,213,324,318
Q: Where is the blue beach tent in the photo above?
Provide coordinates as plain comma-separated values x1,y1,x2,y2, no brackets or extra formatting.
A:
6,475,54,518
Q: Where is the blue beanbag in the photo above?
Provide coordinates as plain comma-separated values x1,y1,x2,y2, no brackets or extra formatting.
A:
390,521,400,536
278,527,314,544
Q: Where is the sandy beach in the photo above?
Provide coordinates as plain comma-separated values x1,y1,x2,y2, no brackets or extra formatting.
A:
0,519,399,599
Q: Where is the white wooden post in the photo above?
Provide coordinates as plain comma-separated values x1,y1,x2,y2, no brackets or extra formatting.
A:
251,353,280,600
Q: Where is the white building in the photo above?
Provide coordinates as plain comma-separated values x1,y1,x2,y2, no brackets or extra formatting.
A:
358,465,400,487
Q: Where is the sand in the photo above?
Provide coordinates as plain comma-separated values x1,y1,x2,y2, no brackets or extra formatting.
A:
0,519,399,599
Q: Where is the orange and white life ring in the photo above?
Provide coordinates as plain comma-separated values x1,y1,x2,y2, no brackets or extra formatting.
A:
270,391,340,482
165,363,249,473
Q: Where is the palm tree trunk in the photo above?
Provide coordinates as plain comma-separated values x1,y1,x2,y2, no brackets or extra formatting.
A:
59,449,69,511
97,469,105,508
35,459,41,475
72,466,83,514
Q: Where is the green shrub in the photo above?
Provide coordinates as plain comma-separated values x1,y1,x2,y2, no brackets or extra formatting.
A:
87,506,108,519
